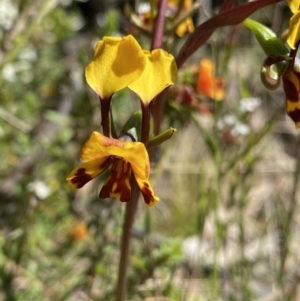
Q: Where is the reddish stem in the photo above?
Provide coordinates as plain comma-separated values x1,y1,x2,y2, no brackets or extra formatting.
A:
116,179,140,301
141,103,151,144
100,96,112,137
151,0,168,50
150,0,168,135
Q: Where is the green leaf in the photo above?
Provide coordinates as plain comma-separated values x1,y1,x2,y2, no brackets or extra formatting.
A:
119,110,142,141
243,18,289,56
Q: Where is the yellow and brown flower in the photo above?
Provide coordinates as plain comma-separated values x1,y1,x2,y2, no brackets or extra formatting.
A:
168,0,195,37
282,0,300,128
67,132,159,206
283,68,300,128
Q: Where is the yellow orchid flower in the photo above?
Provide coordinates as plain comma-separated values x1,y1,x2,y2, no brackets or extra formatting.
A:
286,0,300,49
67,132,159,206
283,68,300,128
137,0,194,37
85,35,177,137
168,0,195,37
128,49,177,104
86,35,177,104
85,35,146,100
175,17,194,37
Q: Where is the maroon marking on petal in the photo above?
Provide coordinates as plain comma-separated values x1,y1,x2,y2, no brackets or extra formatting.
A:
99,160,131,202
99,157,112,170
288,108,300,124
71,168,92,188
141,183,152,205
117,187,131,202
283,77,299,103
99,176,114,199
294,70,300,81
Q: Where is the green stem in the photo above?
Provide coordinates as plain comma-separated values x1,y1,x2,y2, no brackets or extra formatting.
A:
116,178,140,301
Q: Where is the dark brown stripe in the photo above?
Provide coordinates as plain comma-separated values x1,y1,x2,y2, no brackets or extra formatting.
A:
288,107,300,124
71,168,92,188
283,75,299,103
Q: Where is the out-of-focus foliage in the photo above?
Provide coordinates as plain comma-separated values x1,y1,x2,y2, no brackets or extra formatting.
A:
0,0,300,300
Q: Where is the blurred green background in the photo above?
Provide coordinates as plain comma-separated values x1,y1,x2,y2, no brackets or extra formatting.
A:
0,0,299,300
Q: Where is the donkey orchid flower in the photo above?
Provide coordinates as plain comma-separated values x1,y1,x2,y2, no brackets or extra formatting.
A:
283,0,300,127
168,0,195,37
67,132,159,206
85,35,146,100
85,35,177,104
283,66,300,128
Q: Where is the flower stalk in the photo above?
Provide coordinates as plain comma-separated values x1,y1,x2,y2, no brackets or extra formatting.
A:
100,97,112,137
151,0,168,50
141,103,151,144
68,26,177,300
116,178,140,301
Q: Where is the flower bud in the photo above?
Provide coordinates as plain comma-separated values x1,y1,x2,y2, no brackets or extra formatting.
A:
243,18,289,56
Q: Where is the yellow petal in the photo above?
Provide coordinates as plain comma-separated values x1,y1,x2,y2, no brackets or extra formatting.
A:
176,17,195,37
81,131,130,161
111,136,160,206
287,10,300,49
85,35,146,99
135,177,160,206
100,159,132,202
287,0,300,14
82,131,148,162
66,158,112,189
168,0,193,10
129,49,178,104
283,70,300,128
124,145,159,206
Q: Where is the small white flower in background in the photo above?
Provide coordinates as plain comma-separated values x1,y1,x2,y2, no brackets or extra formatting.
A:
0,0,18,30
223,114,237,125
2,64,16,82
19,47,37,62
2,61,32,82
138,2,151,14
240,97,261,113
231,123,250,137
217,114,236,130
217,119,224,130
27,181,51,200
